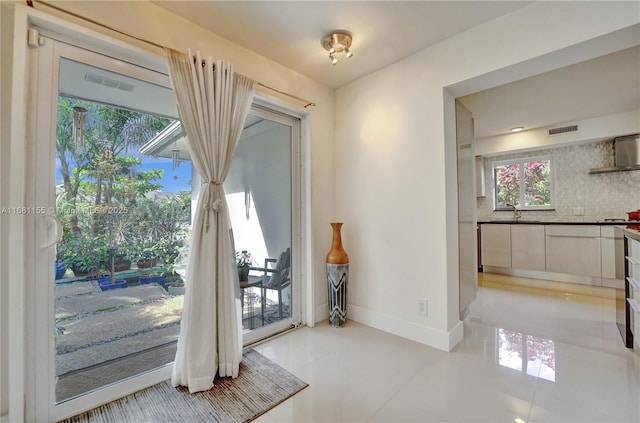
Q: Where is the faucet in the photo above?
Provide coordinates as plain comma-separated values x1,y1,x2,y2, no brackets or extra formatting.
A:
507,204,522,221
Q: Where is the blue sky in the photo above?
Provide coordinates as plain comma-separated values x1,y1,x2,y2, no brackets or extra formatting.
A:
134,156,192,194
55,153,192,195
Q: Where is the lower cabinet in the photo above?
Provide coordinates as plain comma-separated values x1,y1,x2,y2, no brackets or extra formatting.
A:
511,224,546,271
481,224,511,268
623,234,640,348
480,223,623,281
601,226,623,280
545,225,601,277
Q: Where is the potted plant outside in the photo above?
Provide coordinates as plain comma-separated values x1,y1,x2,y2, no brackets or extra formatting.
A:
161,243,187,294
236,250,252,282
113,252,132,272
138,255,164,284
54,258,67,280
98,244,129,291
59,235,110,278
135,242,160,269
166,278,185,295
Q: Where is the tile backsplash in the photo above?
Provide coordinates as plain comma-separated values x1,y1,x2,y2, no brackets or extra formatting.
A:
477,141,640,222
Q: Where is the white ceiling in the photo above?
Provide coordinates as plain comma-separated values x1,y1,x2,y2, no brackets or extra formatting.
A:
150,1,639,139
151,1,533,89
460,46,640,138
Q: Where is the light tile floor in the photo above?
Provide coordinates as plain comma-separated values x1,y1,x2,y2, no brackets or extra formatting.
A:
253,273,640,422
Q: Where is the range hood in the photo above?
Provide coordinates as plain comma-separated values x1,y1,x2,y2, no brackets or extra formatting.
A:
589,134,640,174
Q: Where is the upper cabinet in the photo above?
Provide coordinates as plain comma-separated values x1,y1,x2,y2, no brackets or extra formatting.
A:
475,156,485,198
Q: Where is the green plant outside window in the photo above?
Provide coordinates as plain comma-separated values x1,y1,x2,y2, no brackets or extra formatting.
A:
493,157,553,210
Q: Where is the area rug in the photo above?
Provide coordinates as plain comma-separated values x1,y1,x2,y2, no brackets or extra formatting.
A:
59,350,308,423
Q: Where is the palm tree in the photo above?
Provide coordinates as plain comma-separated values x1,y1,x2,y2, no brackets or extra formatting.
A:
56,96,173,236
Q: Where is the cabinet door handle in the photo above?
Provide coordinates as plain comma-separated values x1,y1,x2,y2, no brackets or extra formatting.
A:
40,213,63,249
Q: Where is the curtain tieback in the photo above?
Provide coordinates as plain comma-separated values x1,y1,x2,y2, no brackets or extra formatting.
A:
202,180,223,231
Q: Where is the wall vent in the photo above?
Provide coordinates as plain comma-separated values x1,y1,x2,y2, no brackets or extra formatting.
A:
548,124,578,136
85,72,135,92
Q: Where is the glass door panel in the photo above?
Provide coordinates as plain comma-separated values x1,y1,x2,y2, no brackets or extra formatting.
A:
37,41,192,411
226,106,300,343
53,92,192,402
35,36,302,420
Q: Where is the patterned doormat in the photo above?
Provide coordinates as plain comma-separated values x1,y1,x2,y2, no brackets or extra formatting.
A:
59,350,307,423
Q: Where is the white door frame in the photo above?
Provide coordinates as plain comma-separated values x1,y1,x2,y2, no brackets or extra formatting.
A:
32,35,177,423
241,102,303,346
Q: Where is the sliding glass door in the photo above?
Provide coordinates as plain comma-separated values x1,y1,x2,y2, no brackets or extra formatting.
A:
31,31,302,421
225,105,301,345
33,37,188,419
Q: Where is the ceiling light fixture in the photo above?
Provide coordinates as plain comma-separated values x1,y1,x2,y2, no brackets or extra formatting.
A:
510,126,524,133
322,31,353,66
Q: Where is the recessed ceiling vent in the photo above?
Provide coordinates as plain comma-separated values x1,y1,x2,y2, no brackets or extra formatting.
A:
548,124,578,136
84,72,135,92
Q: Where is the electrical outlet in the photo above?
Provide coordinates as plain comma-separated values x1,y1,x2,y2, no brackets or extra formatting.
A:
572,207,585,216
417,299,428,316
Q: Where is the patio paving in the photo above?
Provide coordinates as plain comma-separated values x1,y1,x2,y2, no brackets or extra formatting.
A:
55,283,169,317
55,281,184,376
53,276,290,401
54,280,96,297
56,324,180,375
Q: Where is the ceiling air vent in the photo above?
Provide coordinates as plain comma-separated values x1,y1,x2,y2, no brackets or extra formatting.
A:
85,72,135,92
548,124,578,136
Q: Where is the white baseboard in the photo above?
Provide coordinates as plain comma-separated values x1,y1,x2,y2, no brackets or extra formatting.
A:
348,304,464,352
314,303,329,325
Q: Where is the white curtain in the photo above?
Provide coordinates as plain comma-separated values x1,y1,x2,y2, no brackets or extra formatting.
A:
164,48,256,393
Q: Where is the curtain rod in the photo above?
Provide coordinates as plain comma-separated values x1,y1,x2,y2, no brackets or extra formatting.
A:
29,0,317,108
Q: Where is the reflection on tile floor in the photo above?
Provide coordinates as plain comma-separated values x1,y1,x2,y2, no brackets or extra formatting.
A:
253,273,639,422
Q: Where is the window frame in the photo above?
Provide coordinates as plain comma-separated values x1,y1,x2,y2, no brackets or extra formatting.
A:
492,155,554,211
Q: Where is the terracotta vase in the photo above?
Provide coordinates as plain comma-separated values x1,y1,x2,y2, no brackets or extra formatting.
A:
326,222,349,327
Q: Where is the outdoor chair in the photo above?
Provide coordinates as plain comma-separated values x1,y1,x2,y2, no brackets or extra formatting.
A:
252,247,291,319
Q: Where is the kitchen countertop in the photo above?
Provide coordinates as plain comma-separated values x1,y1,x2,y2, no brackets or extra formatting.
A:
622,225,640,242
478,220,639,225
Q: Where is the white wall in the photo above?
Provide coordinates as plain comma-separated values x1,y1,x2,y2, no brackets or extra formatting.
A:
1,2,29,421
335,1,640,351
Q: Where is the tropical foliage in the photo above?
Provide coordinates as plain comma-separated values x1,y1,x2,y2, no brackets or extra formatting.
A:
55,96,191,276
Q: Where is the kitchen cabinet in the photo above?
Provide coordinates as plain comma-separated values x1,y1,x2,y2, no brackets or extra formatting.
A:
618,228,640,348
475,156,485,197
545,225,601,277
601,226,623,281
480,222,626,283
481,224,510,268
511,225,546,271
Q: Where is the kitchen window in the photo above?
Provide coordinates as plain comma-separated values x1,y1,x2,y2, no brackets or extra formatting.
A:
493,156,553,210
